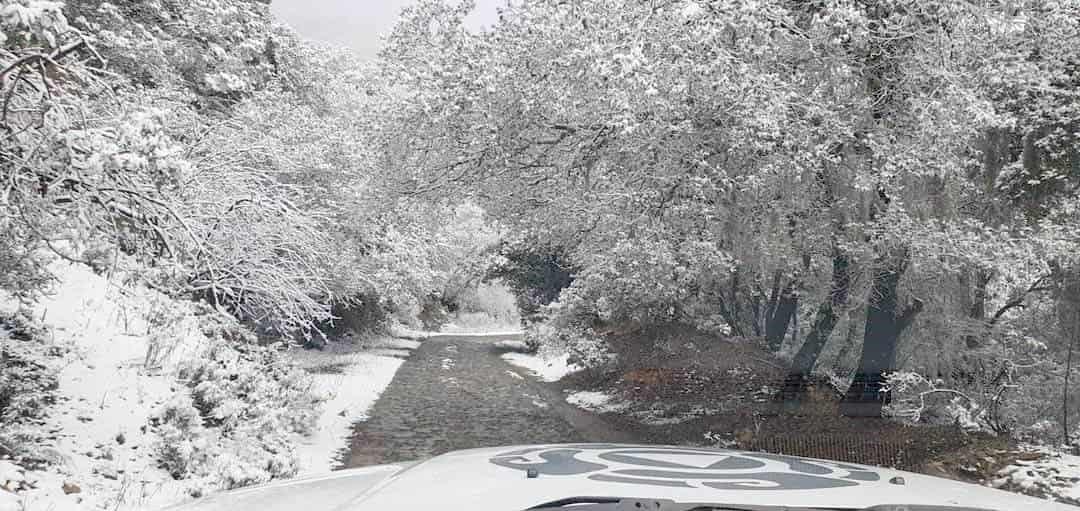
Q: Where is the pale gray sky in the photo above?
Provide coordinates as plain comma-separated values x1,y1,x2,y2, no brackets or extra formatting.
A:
270,0,504,59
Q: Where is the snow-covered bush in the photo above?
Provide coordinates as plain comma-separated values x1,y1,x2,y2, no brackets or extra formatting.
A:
559,238,736,327
0,221,52,301
0,311,59,466
0,0,70,48
884,356,1077,443
153,395,208,481
151,336,320,495
883,371,988,431
452,281,520,329
523,319,613,370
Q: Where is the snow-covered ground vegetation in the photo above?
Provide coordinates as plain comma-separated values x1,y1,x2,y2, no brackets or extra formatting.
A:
0,260,418,510
0,262,316,510
502,351,578,384
439,281,521,334
564,391,630,414
993,446,1080,505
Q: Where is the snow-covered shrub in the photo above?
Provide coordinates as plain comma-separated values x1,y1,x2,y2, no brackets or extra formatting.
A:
0,0,71,48
0,311,59,466
521,323,550,353
151,335,320,494
560,238,735,326
884,370,1000,432
523,319,613,370
153,395,209,480
316,294,389,343
567,330,616,369
0,220,52,301
452,281,521,330
883,358,1078,442
416,295,452,331
1001,367,1080,445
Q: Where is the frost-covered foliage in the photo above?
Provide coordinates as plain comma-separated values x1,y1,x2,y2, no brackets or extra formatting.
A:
0,0,335,336
380,0,1080,426
448,281,521,331
523,319,613,370
883,371,991,432
328,201,504,330
0,311,59,467
0,0,500,340
152,337,319,495
560,238,736,330
0,222,51,301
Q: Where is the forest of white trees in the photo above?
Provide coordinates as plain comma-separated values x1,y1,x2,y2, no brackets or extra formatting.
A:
0,0,500,337
372,0,1080,439
2,0,1080,506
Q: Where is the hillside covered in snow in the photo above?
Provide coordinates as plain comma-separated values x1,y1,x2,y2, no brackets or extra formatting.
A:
0,260,418,510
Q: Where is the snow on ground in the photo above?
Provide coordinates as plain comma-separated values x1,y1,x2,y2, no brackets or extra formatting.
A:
1,262,208,511
993,446,1080,505
0,263,418,510
565,391,631,414
523,393,549,409
502,351,578,382
387,323,431,341
289,337,416,474
439,327,524,337
494,339,530,352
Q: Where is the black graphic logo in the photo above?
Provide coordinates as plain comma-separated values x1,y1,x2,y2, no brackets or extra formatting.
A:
489,444,881,490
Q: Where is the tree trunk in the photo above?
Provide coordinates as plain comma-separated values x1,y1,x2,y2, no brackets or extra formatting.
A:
780,250,850,403
965,269,991,348
841,252,922,417
1059,265,1080,447
1066,334,1074,447
765,277,798,352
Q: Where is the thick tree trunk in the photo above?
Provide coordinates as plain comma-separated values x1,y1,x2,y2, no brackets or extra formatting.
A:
765,276,798,352
841,252,922,417
780,250,850,403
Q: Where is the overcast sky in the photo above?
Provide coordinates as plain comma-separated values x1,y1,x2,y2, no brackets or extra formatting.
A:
270,0,504,59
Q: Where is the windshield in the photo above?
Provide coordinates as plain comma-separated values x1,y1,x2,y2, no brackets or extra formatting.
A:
1,1,1078,511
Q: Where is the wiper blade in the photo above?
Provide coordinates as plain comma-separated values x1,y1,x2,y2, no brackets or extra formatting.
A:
526,497,840,511
526,497,994,511
526,496,621,509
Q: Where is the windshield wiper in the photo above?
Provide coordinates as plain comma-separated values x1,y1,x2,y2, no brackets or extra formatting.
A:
526,497,994,511
526,497,844,511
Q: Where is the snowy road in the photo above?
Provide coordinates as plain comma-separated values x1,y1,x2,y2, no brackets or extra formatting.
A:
340,333,635,468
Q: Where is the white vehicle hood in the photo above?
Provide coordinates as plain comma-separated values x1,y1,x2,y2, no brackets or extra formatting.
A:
168,443,1067,510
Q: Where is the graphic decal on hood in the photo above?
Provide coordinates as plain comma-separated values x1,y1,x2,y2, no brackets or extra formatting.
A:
489,444,881,491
